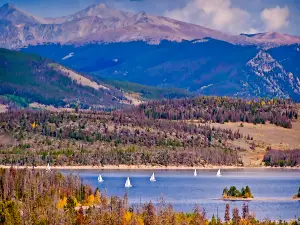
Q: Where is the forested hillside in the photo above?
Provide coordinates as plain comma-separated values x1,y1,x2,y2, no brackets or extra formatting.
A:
0,110,244,166
0,48,126,109
0,97,299,167
138,97,298,128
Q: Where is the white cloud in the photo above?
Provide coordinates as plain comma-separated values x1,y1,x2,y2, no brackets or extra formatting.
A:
260,6,289,31
164,0,257,34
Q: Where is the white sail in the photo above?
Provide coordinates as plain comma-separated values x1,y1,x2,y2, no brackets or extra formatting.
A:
46,163,51,172
125,177,132,188
194,169,197,177
98,174,104,183
216,169,221,177
150,173,156,182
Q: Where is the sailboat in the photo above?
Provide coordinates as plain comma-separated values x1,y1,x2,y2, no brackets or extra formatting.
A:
150,173,156,182
46,163,51,172
98,174,104,183
194,169,197,177
216,169,222,177
125,177,132,188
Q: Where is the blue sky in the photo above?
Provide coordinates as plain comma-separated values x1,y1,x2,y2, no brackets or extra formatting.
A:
1,0,300,35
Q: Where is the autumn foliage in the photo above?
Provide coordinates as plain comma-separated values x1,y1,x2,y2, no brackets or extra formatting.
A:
0,168,299,225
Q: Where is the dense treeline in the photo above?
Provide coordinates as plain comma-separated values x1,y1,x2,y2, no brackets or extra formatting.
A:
137,97,298,128
0,168,299,225
263,148,300,167
0,110,244,166
222,186,253,199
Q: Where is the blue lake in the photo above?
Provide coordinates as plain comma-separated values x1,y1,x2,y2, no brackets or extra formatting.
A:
61,168,300,220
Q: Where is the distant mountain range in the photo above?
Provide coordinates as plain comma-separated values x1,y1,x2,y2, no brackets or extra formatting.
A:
1,3,300,102
1,3,300,48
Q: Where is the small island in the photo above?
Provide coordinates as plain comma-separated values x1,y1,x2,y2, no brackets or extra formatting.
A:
222,186,254,200
293,186,300,200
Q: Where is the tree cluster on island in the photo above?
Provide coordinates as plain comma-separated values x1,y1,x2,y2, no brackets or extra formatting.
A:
222,186,254,199
0,168,299,225
293,186,300,199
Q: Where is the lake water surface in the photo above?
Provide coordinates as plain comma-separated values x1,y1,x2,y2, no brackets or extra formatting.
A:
61,168,300,220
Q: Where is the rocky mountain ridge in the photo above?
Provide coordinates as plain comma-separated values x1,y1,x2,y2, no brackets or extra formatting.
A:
1,3,300,49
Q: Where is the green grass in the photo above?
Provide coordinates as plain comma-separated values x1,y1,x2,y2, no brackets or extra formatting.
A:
1,95,29,108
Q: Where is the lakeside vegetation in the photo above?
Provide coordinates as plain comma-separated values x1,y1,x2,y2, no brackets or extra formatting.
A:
0,168,299,225
263,149,300,167
222,186,254,200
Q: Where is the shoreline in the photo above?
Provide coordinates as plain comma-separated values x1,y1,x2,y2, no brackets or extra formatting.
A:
0,165,299,170
217,197,299,202
222,197,253,201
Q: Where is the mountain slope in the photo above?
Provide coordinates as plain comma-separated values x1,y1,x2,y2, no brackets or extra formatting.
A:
0,3,44,24
241,32,300,45
0,48,126,109
245,50,300,99
22,40,300,101
46,3,133,24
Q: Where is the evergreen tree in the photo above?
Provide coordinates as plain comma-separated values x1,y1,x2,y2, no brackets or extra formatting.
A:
191,205,206,225
242,202,249,219
245,186,253,198
143,202,156,225
224,204,230,223
210,214,217,225
232,208,240,225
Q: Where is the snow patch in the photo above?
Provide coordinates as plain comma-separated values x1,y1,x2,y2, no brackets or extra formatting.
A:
192,39,209,44
62,52,74,60
0,104,7,113
200,84,213,90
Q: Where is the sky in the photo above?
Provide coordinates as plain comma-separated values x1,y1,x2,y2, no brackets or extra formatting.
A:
1,0,300,35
